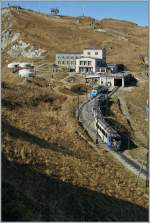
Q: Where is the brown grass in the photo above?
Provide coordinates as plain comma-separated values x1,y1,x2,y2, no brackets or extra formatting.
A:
2,7,148,72
2,7,149,221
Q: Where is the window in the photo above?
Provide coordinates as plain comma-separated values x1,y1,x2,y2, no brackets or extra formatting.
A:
95,52,98,55
87,52,91,55
101,69,106,73
88,61,91,66
80,61,84,65
62,61,64,64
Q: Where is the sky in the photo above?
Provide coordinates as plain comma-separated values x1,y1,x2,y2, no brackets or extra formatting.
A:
1,1,149,26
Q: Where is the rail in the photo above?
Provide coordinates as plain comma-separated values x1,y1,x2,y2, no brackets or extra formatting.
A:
77,86,147,179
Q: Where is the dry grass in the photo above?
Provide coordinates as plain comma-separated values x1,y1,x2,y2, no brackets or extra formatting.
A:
2,75,148,213
2,7,149,221
2,7,148,72
107,81,148,164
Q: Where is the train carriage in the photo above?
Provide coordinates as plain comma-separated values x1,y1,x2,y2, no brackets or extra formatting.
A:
93,96,121,151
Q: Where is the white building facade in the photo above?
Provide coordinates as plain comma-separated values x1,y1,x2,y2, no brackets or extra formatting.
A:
81,48,106,60
76,57,107,73
55,48,107,73
76,48,107,73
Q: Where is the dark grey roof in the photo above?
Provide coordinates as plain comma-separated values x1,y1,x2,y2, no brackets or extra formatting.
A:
56,52,81,54
107,64,117,66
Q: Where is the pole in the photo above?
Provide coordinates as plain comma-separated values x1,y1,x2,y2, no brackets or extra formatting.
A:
96,98,99,144
96,114,98,144
77,95,80,120
135,159,145,186
146,101,149,187
146,149,149,187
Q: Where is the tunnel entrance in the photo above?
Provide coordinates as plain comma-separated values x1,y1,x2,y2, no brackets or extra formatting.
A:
114,78,122,87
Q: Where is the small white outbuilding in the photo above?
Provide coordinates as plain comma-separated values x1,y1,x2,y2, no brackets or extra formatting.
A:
19,63,33,69
8,63,19,69
18,69,34,78
8,63,19,72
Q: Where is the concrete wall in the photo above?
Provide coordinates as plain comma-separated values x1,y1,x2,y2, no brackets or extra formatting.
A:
99,76,114,87
82,49,106,60
76,57,96,73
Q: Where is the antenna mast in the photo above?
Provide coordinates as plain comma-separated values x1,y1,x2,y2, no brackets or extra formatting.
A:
82,7,84,17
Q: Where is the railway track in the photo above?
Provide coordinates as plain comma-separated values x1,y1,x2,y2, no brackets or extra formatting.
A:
78,86,148,179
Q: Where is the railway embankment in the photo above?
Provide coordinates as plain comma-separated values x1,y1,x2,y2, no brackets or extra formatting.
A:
77,87,147,179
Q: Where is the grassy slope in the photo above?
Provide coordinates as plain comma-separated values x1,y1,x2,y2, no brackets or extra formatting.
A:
2,75,148,221
2,7,149,221
2,7,148,71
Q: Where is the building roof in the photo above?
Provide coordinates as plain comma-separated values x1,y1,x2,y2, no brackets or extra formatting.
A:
107,64,117,67
77,56,105,60
84,48,106,50
56,52,81,55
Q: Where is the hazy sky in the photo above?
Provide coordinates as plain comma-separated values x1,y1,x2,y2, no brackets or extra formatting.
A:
1,1,149,26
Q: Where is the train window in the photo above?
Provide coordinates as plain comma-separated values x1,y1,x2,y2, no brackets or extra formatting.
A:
112,137,120,141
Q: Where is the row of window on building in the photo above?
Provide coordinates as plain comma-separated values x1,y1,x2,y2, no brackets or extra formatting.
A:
57,56,79,60
57,60,76,65
80,61,92,66
87,51,99,55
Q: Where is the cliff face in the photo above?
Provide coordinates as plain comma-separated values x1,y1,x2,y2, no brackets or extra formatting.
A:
2,7,148,71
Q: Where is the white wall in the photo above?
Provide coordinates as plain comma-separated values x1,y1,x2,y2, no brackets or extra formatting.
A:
76,58,96,73
82,49,105,59
99,76,114,87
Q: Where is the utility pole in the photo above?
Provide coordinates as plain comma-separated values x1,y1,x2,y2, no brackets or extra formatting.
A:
77,95,80,120
146,148,149,187
96,114,99,144
95,98,99,144
135,159,145,186
146,99,149,187
82,7,84,17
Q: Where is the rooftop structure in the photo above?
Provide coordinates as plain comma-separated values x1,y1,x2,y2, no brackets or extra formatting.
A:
81,48,106,60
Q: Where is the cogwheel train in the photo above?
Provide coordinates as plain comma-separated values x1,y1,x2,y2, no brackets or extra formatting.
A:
93,95,121,151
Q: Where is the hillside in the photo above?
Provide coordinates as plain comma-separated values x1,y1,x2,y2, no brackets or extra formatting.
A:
2,7,149,221
2,7,148,71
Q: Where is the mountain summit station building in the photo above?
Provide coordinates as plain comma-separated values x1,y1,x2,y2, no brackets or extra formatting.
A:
55,48,107,73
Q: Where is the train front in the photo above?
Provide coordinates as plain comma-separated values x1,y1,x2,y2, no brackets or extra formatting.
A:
108,133,121,151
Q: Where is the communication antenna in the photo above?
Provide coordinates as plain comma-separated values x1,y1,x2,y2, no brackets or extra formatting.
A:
82,7,84,17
